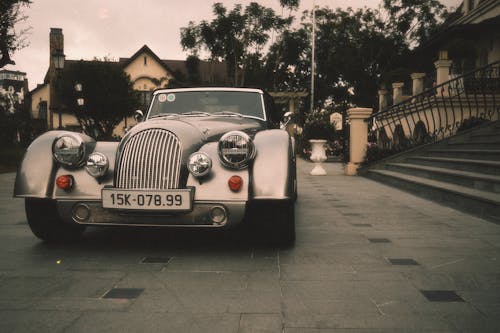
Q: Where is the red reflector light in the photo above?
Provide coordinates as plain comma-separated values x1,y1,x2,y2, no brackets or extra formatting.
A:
228,175,243,192
56,175,74,190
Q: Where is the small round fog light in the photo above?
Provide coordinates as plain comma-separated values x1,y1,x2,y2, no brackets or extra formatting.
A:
209,206,227,225
85,152,109,177
72,203,91,222
188,152,212,177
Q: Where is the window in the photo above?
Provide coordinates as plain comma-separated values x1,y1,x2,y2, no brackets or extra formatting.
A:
138,91,152,110
38,101,47,119
144,56,147,66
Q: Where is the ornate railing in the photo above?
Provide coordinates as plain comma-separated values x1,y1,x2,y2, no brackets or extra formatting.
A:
366,61,500,163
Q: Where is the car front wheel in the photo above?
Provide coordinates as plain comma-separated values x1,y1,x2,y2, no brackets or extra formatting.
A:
251,200,295,247
25,198,86,242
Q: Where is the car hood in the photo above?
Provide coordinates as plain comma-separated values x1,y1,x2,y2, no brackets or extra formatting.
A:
121,115,265,157
126,116,265,143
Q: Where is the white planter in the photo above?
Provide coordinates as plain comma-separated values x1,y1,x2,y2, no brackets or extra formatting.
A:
309,139,327,175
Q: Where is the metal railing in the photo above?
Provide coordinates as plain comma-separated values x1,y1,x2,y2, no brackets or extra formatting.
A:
366,61,500,163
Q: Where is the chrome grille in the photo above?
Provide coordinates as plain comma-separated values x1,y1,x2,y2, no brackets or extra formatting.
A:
116,129,182,189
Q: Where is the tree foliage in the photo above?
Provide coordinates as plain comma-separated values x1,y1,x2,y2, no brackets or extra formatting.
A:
0,0,31,68
381,0,449,47
180,1,296,86
180,0,450,112
264,1,449,110
61,61,139,140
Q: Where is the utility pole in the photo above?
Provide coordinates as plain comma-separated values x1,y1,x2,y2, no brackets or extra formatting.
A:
310,0,316,113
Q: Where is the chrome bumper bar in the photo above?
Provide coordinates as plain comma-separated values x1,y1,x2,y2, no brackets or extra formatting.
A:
56,200,246,228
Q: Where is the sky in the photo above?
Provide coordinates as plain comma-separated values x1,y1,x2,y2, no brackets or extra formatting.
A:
5,0,461,90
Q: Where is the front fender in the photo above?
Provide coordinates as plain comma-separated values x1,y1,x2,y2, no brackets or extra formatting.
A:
13,131,96,198
251,129,295,200
52,141,118,199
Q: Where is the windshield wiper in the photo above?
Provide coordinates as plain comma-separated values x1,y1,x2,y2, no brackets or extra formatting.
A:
212,111,244,117
148,113,179,119
181,111,211,116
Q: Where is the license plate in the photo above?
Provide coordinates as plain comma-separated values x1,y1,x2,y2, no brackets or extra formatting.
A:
102,188,193,211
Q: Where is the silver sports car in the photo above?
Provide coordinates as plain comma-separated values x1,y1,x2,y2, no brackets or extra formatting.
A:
14,87,297,245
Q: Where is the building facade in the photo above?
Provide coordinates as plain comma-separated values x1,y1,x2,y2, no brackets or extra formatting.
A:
31,28,229,137
0,69,27,114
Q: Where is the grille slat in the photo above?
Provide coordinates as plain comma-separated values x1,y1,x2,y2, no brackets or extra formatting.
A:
116,129,181,189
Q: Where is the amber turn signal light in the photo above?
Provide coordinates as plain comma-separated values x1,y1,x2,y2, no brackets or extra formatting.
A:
228,175,243,192
56,175,74,191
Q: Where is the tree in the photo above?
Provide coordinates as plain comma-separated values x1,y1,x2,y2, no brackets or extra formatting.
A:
61,60,140,140
0,0,31,68
381,0,449,48
180,1,295,86
264,1,449,110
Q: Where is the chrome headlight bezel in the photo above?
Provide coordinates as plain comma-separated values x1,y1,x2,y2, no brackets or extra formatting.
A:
52,134,86,168
85,152,109,178
187,152,212,178
218,131,256,170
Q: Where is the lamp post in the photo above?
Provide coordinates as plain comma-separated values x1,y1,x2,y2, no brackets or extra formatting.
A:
52,51,65,129
74,82,87,134
310,0,316,114
74,82,98,138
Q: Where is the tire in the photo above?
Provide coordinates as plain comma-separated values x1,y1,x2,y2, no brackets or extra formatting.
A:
25,198,86,242
251,201,296,247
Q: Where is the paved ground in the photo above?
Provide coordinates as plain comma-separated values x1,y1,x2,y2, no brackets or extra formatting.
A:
1,159,499,333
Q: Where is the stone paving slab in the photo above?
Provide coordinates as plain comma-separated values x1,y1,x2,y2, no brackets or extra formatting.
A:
0,158,500,332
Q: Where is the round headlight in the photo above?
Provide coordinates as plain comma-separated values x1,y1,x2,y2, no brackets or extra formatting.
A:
52,134,86,167
85,152,109,177
218,131,256,169
187,152,212,177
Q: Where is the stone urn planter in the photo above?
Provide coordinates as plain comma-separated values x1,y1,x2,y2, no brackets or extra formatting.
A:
309,139,327,175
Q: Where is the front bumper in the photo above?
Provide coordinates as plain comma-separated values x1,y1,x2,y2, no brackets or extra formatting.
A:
56,200,246,228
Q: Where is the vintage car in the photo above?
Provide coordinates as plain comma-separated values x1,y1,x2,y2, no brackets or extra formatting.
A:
14,87,297,245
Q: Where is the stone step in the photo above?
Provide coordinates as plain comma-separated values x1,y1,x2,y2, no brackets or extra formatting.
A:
385,162,500,193
446,141,500,149
407,156,500,176
367,169,500,223
470,132,500,138
425,149,500,160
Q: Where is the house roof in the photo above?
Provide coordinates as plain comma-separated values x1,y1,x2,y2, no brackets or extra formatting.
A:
416,0,500,51
37,44,230,94
118,45,175,74
118,45,229,84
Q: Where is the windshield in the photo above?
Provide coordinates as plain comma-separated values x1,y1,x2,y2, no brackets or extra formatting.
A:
147,90,265,120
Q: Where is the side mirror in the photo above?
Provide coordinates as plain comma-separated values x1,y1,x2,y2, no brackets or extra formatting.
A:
134,110,144,123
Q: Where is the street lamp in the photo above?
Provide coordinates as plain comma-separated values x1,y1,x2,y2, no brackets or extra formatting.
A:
74,82,97,138
52,51,65,129
310,0,316,114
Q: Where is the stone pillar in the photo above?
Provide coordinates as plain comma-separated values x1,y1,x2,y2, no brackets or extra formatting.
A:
434,59,452,86
378,89,388,111
392,82,404,104
345,108,373,176
411,73,426,96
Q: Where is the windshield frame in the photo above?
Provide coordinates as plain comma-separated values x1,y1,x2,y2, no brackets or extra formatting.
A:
146,88,267,122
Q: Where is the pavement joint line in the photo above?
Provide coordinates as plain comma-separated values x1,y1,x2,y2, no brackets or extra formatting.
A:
430,258,465,269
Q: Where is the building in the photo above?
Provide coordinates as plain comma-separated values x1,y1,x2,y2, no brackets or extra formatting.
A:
418,0,500,76
0,69,30,144
0,69,28,114
30,28,230,136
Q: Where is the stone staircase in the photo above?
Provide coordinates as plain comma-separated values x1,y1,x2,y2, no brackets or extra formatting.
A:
363,120,500,223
